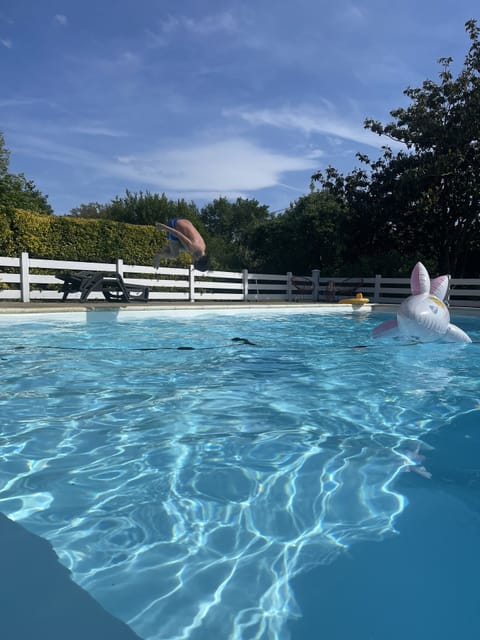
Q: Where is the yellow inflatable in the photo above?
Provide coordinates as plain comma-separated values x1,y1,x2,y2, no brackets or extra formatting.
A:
338,292,369,304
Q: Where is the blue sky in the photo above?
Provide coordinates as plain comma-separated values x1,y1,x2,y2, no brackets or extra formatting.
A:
1,0,478,216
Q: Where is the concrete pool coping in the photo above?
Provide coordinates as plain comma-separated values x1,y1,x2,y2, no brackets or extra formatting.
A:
0,300,479,317
0,300,363,312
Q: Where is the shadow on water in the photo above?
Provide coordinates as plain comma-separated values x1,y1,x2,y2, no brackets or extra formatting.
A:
0,514,141,640
289,410,480,640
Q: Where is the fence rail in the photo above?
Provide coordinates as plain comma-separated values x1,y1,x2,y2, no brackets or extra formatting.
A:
1,253,480,307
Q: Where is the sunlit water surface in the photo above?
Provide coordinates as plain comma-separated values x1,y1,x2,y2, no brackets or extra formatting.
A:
0,310,478,639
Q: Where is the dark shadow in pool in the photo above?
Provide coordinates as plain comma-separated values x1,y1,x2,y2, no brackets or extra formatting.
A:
0,513,141,640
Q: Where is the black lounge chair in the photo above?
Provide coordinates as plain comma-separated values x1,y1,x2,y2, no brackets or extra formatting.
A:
56,271,149,303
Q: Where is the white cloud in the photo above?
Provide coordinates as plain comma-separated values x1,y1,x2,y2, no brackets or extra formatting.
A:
352,56,424,90
64,49,144,84
111,138,315,192
9,133,316,196
182,12,237,36
147,11,237,46
305,148,324,159
69,124,129,137
0,97,62,110
1,38,12,48
54,14,68,26
0,98,33,107
9,134,99,166
339,3,367,27
226,105,404,150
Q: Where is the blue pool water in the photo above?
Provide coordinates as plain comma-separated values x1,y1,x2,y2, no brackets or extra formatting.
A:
0,309,479,640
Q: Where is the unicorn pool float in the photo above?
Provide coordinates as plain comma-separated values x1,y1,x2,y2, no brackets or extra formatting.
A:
372,262,471,343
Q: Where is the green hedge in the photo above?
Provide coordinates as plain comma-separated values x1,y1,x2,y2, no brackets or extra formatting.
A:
0,207,191,266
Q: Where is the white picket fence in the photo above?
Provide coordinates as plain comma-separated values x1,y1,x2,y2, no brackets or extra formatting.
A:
1,253,480,306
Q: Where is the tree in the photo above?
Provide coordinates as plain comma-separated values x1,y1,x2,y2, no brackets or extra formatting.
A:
365,21,480,274
200,197,272,269
69,202,107,218
0,133,53,215
201,197,271,239
100,190,200,227
248,190,346,274
313,19,480,276
0,172,53,215
314,153,423,275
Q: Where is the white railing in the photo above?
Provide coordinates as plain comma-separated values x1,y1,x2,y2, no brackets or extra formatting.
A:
1,254,480,307
0,254,307,303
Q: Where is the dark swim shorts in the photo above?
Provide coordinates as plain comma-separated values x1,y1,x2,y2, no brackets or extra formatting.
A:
166,218,180,242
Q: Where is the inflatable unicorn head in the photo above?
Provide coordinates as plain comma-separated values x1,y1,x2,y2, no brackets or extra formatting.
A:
372,262,471,343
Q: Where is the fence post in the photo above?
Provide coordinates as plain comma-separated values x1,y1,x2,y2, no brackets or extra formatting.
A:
311,269,320,301
116,258,124,278
189,264,195,302
242,269,249,302
374,274,381,302
286,272,292,301
20,252,30,303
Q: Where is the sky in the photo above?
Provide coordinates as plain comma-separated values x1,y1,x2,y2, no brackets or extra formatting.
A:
1,0,479,216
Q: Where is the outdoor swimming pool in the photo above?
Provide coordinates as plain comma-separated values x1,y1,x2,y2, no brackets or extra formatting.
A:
0,308,479,640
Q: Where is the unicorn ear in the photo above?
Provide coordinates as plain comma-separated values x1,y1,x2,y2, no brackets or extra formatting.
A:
410,262,430,295
430,275,449,301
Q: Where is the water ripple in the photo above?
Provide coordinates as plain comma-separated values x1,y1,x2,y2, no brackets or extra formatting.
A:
0,312,478,639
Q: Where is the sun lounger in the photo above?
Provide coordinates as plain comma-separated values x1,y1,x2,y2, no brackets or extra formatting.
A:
56,271,149,303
